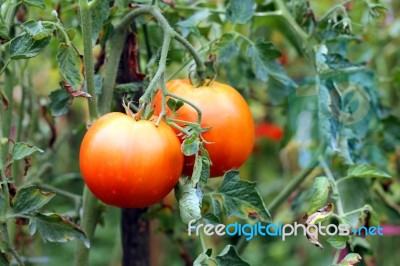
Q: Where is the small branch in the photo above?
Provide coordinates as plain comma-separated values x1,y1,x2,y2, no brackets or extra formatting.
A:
1,224,25,266
37,184,82,203
139,33,171,104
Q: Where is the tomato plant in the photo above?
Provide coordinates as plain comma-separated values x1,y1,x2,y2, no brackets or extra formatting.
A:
1,0,400,265
79,112,183,208
153,79,255,177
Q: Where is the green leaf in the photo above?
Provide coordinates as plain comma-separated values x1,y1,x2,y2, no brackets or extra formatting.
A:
324,54,365,70
192,154,203,185
247,40,295,87
11,142,44,161
178,183,202,224
307,176,331,215
12,186,55,215
176,9,210,38
21,20,55,40
214,33,240,63
193,253,209,266
166,98,184,112
332,253,362,266
49,88,72,116
10,33,51,59
0,21,9,40
212,197,221,217
345,164,391,179
216,245,250,266
226,0,254,24
181,134,200,156
29,213,90,248
57,44,84,91
0,251,10,266
200,152,211,183
327,235,349,249
215,171,270,222
91,0,110,45
202,212,220,225
23,0,46,9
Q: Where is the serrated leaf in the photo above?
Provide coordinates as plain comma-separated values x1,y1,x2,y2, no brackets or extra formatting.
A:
214,33,240,63
91,0,110,45
30,213,89,248
307,176,331,215
21,20,55,40
216,245,250,266
177,9,210,38
327,235,349,249
24,0,46,9
214,171,270,222
247,40,295,87
10,33,51,59
345,164,391,179
11,142,44,161
57,44,84,92
226,0,254,24
181,134,200,156
12,186,55,215
49,88,72,116
200,154,211,183
167,98,184,112
333,253,362,266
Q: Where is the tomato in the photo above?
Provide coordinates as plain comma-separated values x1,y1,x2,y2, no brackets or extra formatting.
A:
255,122,284,142
79,112,183,208
153,79,255,177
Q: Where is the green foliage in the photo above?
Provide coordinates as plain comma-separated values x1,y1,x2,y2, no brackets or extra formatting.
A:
9,33,51,59
226,0,254,24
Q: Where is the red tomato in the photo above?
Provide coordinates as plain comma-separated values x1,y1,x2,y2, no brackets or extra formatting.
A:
255,122,284,142
153,79,255,177
79,112,183,208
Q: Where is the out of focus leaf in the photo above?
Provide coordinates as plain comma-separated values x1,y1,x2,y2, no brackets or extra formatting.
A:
345,164,391,179
49,88,72,116
327,235,349,249
332,253,362,266
91,0,111,45
24,0,46,9
226,0,254,24
216,245,250,266
176,9,210,37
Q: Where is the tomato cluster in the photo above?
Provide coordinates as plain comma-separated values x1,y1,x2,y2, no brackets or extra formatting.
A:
79,80,255,208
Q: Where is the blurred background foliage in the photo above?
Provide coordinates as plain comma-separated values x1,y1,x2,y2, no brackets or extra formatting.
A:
1,0,400,265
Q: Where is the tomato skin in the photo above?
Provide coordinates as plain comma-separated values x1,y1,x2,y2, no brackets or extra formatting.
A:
153,79,255,177
79,112,183,208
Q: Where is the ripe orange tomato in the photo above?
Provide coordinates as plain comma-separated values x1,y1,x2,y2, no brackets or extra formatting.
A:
79,112,183,208
153,79,255,177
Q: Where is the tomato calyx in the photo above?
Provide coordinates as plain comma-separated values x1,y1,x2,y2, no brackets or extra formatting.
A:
121,97,154,122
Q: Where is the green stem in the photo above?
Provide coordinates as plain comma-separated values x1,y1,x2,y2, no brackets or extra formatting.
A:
139,33,171,104
73,187,101,266
37,184,82,203
74,1,101,265
319,156,344,216
98,29,127,115
79,0,98,121
1,224,24,266
166,92,202,124
267,156,320,214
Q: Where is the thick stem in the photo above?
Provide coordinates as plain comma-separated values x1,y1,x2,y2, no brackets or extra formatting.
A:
98,29,128,115
74,1,101,265
79,0,98,121
74,186,102,266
